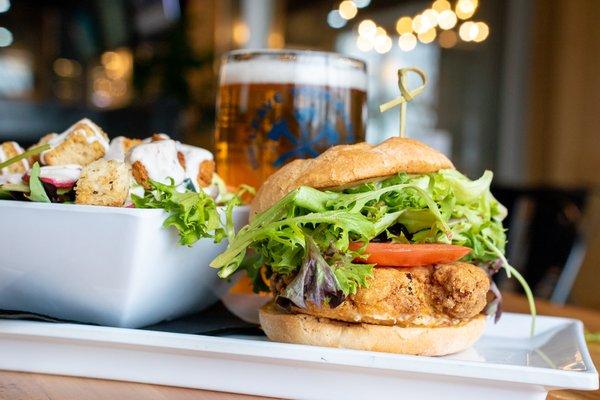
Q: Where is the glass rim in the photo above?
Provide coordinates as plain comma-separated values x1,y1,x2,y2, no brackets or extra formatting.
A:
222,48,366,71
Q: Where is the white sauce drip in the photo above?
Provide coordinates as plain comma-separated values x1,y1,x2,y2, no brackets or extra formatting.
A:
176,143,213,191
126,140,186,186
39,165,82,183
105,136,128,162
40,118,109,164
142,133,170,143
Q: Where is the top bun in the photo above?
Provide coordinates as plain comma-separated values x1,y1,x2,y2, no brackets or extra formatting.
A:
250,137,454,217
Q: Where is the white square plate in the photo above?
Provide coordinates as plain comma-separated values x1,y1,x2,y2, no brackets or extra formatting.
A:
0,200,249,328
0,312,596,399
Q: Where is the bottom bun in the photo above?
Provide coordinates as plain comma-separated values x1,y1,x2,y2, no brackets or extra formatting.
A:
259,302,486,356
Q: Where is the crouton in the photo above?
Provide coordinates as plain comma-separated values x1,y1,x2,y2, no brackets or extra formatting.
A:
198,159,215,187
41,119,109,166
75,159,130,207
0,141,29,175
126,139,186,189
28,133,58,165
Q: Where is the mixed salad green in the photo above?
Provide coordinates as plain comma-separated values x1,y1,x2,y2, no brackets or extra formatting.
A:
211,169,536,333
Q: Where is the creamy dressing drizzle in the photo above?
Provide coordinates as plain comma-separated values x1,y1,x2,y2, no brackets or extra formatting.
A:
40,118,109,164
105,136,128,162
176,143,213,191
126,140,186,185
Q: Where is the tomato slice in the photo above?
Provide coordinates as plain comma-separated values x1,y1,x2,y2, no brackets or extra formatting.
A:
348,242,471,267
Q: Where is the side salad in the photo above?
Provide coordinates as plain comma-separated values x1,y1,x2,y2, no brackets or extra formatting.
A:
0,119,248,246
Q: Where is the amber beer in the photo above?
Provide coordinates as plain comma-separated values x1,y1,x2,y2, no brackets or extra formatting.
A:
215,50,367,189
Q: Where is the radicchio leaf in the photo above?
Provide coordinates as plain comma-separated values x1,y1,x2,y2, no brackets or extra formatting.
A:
482,259,503,323
486,280,503,323
42,181,75,203
280,235,344,309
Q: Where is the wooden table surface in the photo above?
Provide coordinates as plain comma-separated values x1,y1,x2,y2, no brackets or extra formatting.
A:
0,293,598,400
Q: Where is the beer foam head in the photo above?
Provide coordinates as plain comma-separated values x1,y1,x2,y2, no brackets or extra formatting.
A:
220,51,367,91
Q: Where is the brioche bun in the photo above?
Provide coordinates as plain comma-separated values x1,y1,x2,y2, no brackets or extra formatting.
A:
250,137,453,217
259,302,486,356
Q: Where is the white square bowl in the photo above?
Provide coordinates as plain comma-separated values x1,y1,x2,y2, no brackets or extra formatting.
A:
0,200,249,328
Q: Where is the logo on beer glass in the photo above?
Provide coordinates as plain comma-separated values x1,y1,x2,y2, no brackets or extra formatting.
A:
216,50,367,188
249,87,355,168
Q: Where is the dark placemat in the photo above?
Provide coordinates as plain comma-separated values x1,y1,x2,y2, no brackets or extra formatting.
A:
0,301,264,337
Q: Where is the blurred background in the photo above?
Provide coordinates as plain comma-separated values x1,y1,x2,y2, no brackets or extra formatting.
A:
0,0,598,309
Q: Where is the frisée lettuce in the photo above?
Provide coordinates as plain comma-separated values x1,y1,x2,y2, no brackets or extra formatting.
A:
132,178,228,246
211,169,537,333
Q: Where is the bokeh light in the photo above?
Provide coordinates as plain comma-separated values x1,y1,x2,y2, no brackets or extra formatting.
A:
432,0,451,12
437,10,458,30
0,27,13,47
459,21,478,41
353,0,371,8
395,16,413,35
356,35,373,51
456,0,477,20
412,14,431,34
374,34,392,54
339,0,358,20
398,32,417,51
327,10,347,28
0,0,10,13
439,29,458,48
418,27,437,44
358,19,377,39
422,9,439,28
474,21,490,42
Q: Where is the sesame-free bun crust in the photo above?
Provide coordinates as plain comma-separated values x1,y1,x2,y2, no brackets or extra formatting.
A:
259,302,486,356
250,137,454,217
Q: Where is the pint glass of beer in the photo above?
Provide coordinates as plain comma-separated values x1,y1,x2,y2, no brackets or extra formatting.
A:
215,50,367,189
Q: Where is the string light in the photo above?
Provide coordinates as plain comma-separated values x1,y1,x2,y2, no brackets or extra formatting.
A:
374,34,392,54
456,0,477,20
339,0,358,20
232,21,250,44
437,10,457,30
327,10,347,28
398,33,417,51
418,27,437,44
422,9,439,28
334,0,488,52
459,21,478,41
412,14,430,34
0,0,10,13
0,27,13,47
395,16,412,35
358,19,377,39
356,35,373,51
439,30,458,48
53,58,82,78
432,0,450,12
353,0,371,8
473,21,489,42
